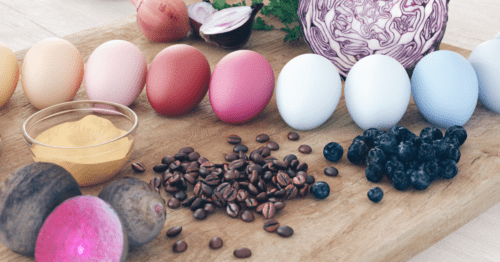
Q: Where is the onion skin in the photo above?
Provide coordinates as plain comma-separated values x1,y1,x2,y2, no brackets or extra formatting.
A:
133,0,191,42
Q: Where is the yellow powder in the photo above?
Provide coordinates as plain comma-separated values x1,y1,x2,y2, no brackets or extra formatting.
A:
32,115,134,186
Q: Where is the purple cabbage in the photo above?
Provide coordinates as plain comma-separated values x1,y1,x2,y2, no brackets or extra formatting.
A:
298,0,450,79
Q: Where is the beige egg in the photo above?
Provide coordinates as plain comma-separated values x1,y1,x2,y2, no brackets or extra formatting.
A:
0,42,19,108
22,38,84,110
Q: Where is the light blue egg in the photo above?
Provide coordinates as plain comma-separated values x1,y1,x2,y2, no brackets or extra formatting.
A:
411,50,478,129
469,40,500,113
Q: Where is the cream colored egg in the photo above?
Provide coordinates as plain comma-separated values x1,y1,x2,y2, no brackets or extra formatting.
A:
22,38,84,110
0,43,19,107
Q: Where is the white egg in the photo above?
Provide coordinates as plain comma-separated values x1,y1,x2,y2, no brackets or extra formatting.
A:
468,40,500,113
276,54,342,130
345,54,411,130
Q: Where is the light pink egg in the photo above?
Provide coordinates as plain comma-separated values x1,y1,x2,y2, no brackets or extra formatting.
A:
85,40,147,106
209,50,274,124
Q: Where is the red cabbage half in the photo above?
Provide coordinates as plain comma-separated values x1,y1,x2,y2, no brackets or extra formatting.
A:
297,0,450,79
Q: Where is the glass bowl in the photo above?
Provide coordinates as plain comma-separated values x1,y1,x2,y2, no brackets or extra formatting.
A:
23,100,138,187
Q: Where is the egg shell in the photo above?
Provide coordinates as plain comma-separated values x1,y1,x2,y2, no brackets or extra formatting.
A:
276,54,342,130
209,50,274,124
412,50,478,129
345,54,411,130
22,38,84,110
35,195,128,262
146,44,211,116
468,40,500,113
85,40,147,106
0,43,19,107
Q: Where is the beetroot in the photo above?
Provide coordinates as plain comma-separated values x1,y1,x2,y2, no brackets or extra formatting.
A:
0,162,81,256
98,177,166,246
35,195,128,261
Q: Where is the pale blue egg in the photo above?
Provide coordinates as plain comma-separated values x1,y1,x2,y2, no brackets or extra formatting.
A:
468,40,500,113
411,50,478,129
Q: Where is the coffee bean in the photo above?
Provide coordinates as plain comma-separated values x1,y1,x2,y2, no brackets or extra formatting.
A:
234,247,251,258
277,225,294,237
169,172,181,185
297,163,308,172
168,198,180,209
224,169,239,181
182,196,196,207
131,162,146,173
299,184,309,198
193,181,203,197
292,175,306,186
262,171,273,182
274,189,286,198
223,187,237,202
263,219,280,232
204,174,221,186
227,135,242,145
201,183,213,197
188,152,200,162
184,173,197,185
285,184,298,200
252,153,265,165
299,145,312,154
204,203,216,214
194,208,208,220
290,159,299,170
287,169,296,178
287,132,300,141
174,153,187,162
216,182,231,193
241,210,255,222
262,202,276,219
267,197,280,203
150,176,161,189
245,197,258,208
256,192,267,202
198,156,209,164
233,144,249,153
209,237,223,249
166,226,182,237
226,202,240,218
174,191,187,201
274,201,285,210
277,171,292,187
266,141,279,151
237,189,249,202
324,166,339,177
165,185,179,194
162,155,175,165
306,175,315,185
283,154,297,163
260,147,271,158
238,151,248,161
190,198,206,211
247,183,259,196
179,146,194,154
229,159,246,170
173,240,188,253
225,153,238,162
153,164,168,173
256,134,270,143
169,160,181,171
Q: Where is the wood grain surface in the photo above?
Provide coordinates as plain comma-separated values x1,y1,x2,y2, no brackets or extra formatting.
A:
1,4,500,262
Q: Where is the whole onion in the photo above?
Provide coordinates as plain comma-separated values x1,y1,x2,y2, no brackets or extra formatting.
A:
132,0,191,42
298,0,450,79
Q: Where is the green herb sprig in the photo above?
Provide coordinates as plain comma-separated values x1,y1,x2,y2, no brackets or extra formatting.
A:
212,0,302,42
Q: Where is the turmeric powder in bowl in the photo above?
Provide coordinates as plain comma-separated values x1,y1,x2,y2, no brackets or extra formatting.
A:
23,101,138,187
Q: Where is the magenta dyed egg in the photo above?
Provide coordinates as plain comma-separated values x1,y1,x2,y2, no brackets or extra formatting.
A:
209,50,274,124
35,195,128,262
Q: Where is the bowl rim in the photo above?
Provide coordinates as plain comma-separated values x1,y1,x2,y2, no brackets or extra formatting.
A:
22,100,138,149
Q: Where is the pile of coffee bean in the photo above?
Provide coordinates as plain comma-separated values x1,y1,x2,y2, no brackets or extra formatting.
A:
147,134,318,222
263,219,294,238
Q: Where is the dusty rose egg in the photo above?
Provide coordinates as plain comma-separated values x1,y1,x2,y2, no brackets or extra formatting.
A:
209,50,274,124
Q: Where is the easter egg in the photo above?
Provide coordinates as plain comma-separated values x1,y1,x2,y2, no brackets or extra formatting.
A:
0,43,19,107
85,40,147,106
411,50,478,129
146,44,211,116
468,40,500,113
345,54,411,130
209,50,274,124
276,54,342,130
22,38,84,110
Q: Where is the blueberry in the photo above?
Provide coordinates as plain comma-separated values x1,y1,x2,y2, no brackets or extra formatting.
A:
420,161,440,182
366,147,387,167
407,160,421,170
404,133,422,149
439,159,458,179
433,139,449,159
374,133,398,155
353,135,373,148
388,125,410,144
363,128,379,146
443,144,461,163
311,181,330,199
410,169,430,190
420,127,443,143
347,140,370,165
323,142,344,162
367,187,384,203
397,141,417,163
392,169,412,191
417,143,436,162
445,125,467,146
443,136,460,148
365,163,384,183
385,158,405,180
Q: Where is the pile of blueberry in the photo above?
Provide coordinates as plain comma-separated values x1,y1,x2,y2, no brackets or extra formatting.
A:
347,125,467,191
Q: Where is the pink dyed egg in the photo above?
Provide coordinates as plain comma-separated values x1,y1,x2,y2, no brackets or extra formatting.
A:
209,50,274,124
35,195,128,262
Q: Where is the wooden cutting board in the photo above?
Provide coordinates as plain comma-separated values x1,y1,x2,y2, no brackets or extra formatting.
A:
1,4,500,261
